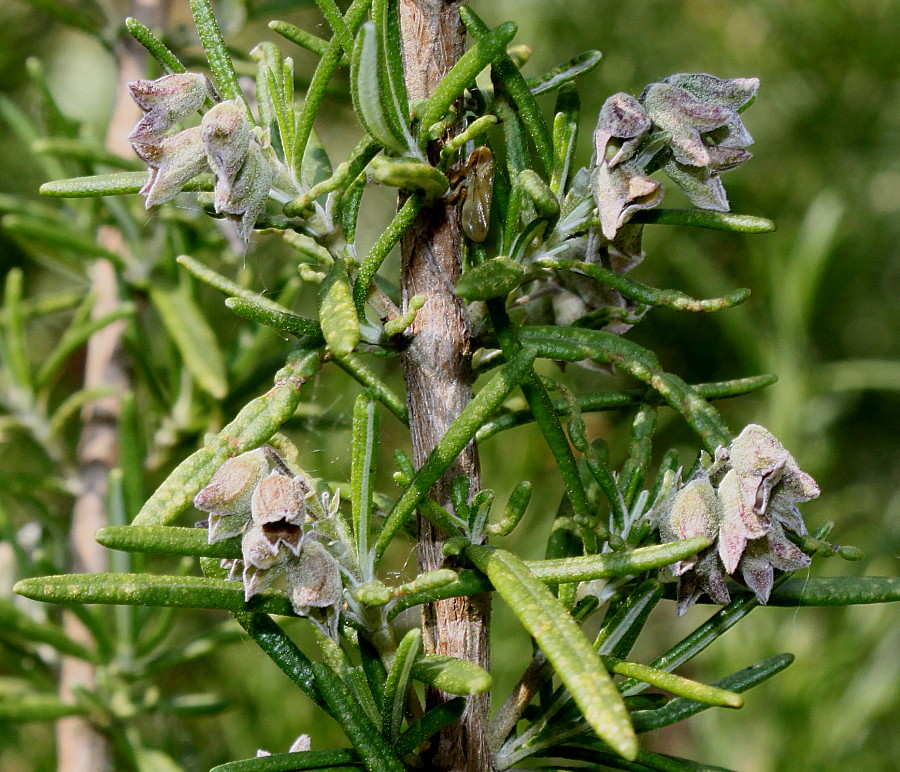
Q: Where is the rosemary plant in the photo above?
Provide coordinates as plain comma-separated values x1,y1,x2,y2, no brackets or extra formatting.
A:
2,1,897,771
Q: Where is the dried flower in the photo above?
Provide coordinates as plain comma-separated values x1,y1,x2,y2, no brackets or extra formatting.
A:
133,127,208,208
215,142,274,242
128,73,215,144
193,449,269,543
201,101,251,192
250,470,308,555
658,424,818,613
287,539,343,616
594,93,651,169
640,74,756,211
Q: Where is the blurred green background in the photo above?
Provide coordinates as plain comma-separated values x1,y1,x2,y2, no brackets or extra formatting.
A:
0,1,897,770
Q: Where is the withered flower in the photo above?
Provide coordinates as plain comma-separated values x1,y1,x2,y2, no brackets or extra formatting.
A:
201,101,251,194
133,127,208,208
193,448,269,543
659,424,818,614
128,73,215,144
287,539,343,617
250,470,308,556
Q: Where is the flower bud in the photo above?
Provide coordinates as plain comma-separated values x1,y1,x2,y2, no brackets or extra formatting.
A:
133,126,209,208
287,540,343,616
127,73,215,144
201,101,251,190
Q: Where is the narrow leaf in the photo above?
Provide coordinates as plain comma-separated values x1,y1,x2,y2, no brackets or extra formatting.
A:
455,258,526,301
629,208,776,233
411,654,492,695
537,257,749,313
350,23,412,155
351,394,379,568
190,0,252,117
210,749,360,772
417,21,519,139
527,50,603,95
40,172,212,198
95,526,240,559
14,573,296,616
766,576,900,606
0,600,96,662
319,261,360,357
313,662,405,772
374,347,537,563
526,538,709,583
382,628,421,741
133,348,322,526
269,20,339,62
126,17,187,74
225,297,322,341
150,285,228,399
466,545,637,761
631,654,794,733
603,656,743,708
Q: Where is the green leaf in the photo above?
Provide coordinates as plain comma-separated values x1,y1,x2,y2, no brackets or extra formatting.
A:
519,326,732,452
14,573,296,616
396,697,466,755
351,394,379,569
0,600,96,662
189,0,252,119
602,656,742,708
126,17,187,74
412,654,492,695
313,0,354,53
374,0,412,151
526,538,709,584
466,545,637,761
232,612,323,708
95,526,241,559
460,7,553,176
526,50,603,95
150,285,228,400
353,191,425,315
1,268,31,393
39,172,212,198
350,23,413,155
374,347,537,564
628,208,776,233
455,258,526,301
319,261,360,357
0,695,89,722
312,662,405,772
417,21,519,141
371,156,449,196
225,297,322,341
487,480,533,537
268,20,340,62
551,83,580,195
333,353,408,424
476,375,777,442
767,576,900,606
382,627,421,741
630,654,795,733
211,749,360,771
132,348,322,526
538,257,750,313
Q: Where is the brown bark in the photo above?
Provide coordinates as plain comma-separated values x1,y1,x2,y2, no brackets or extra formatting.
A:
55,3,166,770
398,2,491,770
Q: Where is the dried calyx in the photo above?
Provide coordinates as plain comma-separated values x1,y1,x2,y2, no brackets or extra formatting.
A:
126,73,273,241
193,448,344,623
656,424,819,614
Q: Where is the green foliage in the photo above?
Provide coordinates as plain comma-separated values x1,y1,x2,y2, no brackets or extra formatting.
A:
0,2,896,771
